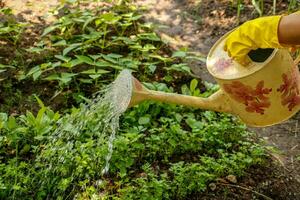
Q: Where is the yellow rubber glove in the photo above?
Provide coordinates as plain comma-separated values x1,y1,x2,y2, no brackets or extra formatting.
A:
224,16,284,66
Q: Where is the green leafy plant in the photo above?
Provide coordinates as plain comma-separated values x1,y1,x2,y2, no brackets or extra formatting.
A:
0,8,26,45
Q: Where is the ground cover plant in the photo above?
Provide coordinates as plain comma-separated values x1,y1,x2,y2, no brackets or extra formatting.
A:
2,0,299,199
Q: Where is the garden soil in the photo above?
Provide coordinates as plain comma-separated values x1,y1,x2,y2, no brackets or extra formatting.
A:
3,0,300,199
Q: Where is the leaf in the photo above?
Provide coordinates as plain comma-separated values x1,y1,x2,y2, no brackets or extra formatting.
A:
83,16,97,31
41,25,59,37
107,53,123,59
79,78,93,83
93,60,123,70
69,59,83,68
80,69,110,74
137,33,161,41
89,74,101,79
44,74,60,81
33,70,42,80
75,55,94,65
148,65,156,73
63,43,82,56
89,55,102,60
8,116,16,129
186,56,206,63
168,63,191,74
149,54,173,62
181,84,191,95
190,79,198,92
252,0,263,16
27,66,41,80
34,95,45,108
185,118,203,130
54,55,72,62
138,116,150,125
0,64,15,69
100,13,121,24
60,73,77,84
52,40,67,47
102,54,118,64
172,51,187,58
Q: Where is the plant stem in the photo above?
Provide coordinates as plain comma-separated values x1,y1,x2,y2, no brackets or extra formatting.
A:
273,0,276,14
237,0,242,22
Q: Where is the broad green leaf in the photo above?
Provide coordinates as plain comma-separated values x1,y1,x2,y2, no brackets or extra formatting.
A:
69,59,83,68
168,63,191,74
138,116,150,125
34,95,45,108
89,74,101,79
102,54,118,64
107,53,123,59
27,66,40,76
60,73,77,84
94,61,122,69
181,84,191,95
42,25,59,37
0,64,14,69
100,13,121,24
83,16,97,31
44,74,60,81
8,116,16,129
94,61,111,67
40,62,52,70
52,40,67,46
148,65,156,73
63,43,82,56
33,70,42,80
89,55,102,60
172,51,186,58
190,79,198,92
137,33,161,41
75,55,93,65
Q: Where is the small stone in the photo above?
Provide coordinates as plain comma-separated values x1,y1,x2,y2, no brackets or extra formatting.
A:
209,183,217,191
226,175,237,183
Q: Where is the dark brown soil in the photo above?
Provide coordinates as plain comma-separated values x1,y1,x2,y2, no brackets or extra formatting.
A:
190,159,300,200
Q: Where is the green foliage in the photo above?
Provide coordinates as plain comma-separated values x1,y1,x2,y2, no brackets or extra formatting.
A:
0,8,25,45
0,84,266,199
288,0,300,13
0,1,269,200
23,2,190,90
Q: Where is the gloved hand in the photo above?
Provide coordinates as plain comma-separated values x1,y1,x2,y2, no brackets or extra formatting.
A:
224,16,284,66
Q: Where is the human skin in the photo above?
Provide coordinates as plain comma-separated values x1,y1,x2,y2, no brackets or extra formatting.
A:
278,12,300,46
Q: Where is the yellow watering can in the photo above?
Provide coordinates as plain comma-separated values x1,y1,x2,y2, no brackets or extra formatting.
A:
115,31,300,127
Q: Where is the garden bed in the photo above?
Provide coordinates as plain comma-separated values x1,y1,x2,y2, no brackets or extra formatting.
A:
0,0,300,199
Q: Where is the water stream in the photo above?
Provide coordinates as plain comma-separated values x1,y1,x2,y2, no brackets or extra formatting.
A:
39,70,133,175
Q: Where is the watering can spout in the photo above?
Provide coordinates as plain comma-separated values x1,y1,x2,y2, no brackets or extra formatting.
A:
129,77,232,114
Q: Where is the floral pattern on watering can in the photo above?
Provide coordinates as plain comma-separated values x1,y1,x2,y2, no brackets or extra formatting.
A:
277,65,300,111
223,81,272,115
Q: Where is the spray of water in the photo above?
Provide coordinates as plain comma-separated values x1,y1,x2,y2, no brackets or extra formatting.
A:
38,69,133,176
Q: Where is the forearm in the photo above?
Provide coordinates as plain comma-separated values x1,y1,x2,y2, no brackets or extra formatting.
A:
278,12,300,45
